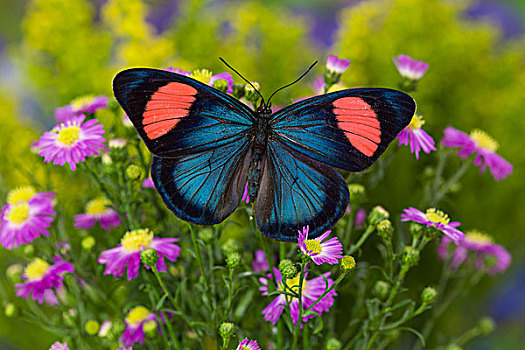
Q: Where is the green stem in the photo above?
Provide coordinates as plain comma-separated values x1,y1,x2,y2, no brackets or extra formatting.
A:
348,224,375,255
291,260,307,350
431,158,471,206
188,223,210,292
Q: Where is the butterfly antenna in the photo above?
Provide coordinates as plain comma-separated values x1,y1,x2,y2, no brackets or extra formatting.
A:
219,57,265,106
267,61,318,105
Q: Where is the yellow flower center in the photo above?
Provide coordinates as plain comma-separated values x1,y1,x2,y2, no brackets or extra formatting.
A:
326,83,346,93
470,129,498,152
465,230,493,244
25,258,50,281
85,197,110,215
191,69,213,84
425,208,450,225
7,186,36,204
408,114,425,130
121,229,154,252
305,239,322,255
71,95,94,109
6,203,30,225
125,306,151,326
56,125,80,146
282,273,306,296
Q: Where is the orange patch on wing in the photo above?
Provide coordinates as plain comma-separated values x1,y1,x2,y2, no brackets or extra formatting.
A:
333,97,381,156
143,82,197,139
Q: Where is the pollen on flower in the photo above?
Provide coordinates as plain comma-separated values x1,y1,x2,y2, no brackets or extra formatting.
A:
465,230,494,244
6,203,30,225
56,125,81,146
425,208,450,225
470,129,498,152
121,229,154,252
125,306,151,326
71,95,95,109
25,258,50,281
408,114,425,130
85,197,110,215
7,186,36,204
305,239,322,255
191,69,213,84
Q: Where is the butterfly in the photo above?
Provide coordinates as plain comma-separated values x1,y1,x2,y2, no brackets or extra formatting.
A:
113,67,416,242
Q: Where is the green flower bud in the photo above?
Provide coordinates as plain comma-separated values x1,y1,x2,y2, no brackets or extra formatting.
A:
85,320,100,335
6,264,23,281
108,321,125,340
4,303,16,317
409,222,425,239
369,206,390,226
377,219,393,240
140,248,159,268
232,83,245,99
421,286,437,304
323,70,342,87
219,321,234,339
143,320,158,336
226,252,241,269
198,228,214,244
341,255,356,273
325,337,342,350
23,244,34,257
373,280,390,300
221,239,240,255
348,184,366,203
245,82,261,104
213,79,229,93
81,236,96,251
478,316,496,335
125,164,142,181
402,246,420,267
279,259,297,280
108,138,127,149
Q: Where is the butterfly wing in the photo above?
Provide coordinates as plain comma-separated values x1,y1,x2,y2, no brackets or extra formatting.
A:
270,88,416,171
113,68,255,225
255,138,349,241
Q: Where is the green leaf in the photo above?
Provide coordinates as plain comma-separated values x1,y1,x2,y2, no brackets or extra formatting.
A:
155,293,169,310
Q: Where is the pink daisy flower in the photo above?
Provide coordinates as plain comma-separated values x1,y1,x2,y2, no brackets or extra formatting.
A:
74,197,120,231
298,226,343,265
401,207,464,244
441,126,512,181
241,183,250,204
437,231,511,275
354,209,367,228
0,186,56,249
15,256,74,304
120,305,158,347
252,249,269,272
260,267,336,326
49,342,69,350
392,55,429,81
237,337,261,350
37,115,106,171
313,77,326,94
98,228,180,280
55,95,108,122
396,114,436,159
326,54,351,74
142,177,155,189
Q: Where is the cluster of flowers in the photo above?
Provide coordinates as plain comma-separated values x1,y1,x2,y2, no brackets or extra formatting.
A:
0,53,513,349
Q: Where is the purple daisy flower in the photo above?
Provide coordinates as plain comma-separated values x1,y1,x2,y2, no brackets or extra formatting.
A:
55,95,108,122
298,226,343,265
120,306,158,347
74,197,120,232
396,115,436,159
237,337,261,350
441,126,512,181
37,115,106,171
392,55,429,80
15,256,74,304
142,177,155,189
313,77,326,94
438,231,511,275
401,207,464,244
354,209,367,228
49,342,69,350
165,67,191,76
252,249,269,272
260,267,336,326
0,186,56,249
241,183,250,204
326,54,351,74
98,228,180,280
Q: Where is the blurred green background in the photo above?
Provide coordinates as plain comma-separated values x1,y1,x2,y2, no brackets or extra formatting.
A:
0,0,524,348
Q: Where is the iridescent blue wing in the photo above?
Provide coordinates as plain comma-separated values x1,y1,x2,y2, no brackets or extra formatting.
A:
113,68,255,224
270,88,416,171
255,139,349,241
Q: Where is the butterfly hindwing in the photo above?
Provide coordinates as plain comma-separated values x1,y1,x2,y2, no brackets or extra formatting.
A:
113,68,255,157
270,88,416,172
255,138,349,241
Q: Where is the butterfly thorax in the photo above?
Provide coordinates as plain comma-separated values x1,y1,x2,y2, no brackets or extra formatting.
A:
247,110,272,200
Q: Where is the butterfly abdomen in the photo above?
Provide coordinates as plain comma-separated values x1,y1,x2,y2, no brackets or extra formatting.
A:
247,112,272,200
